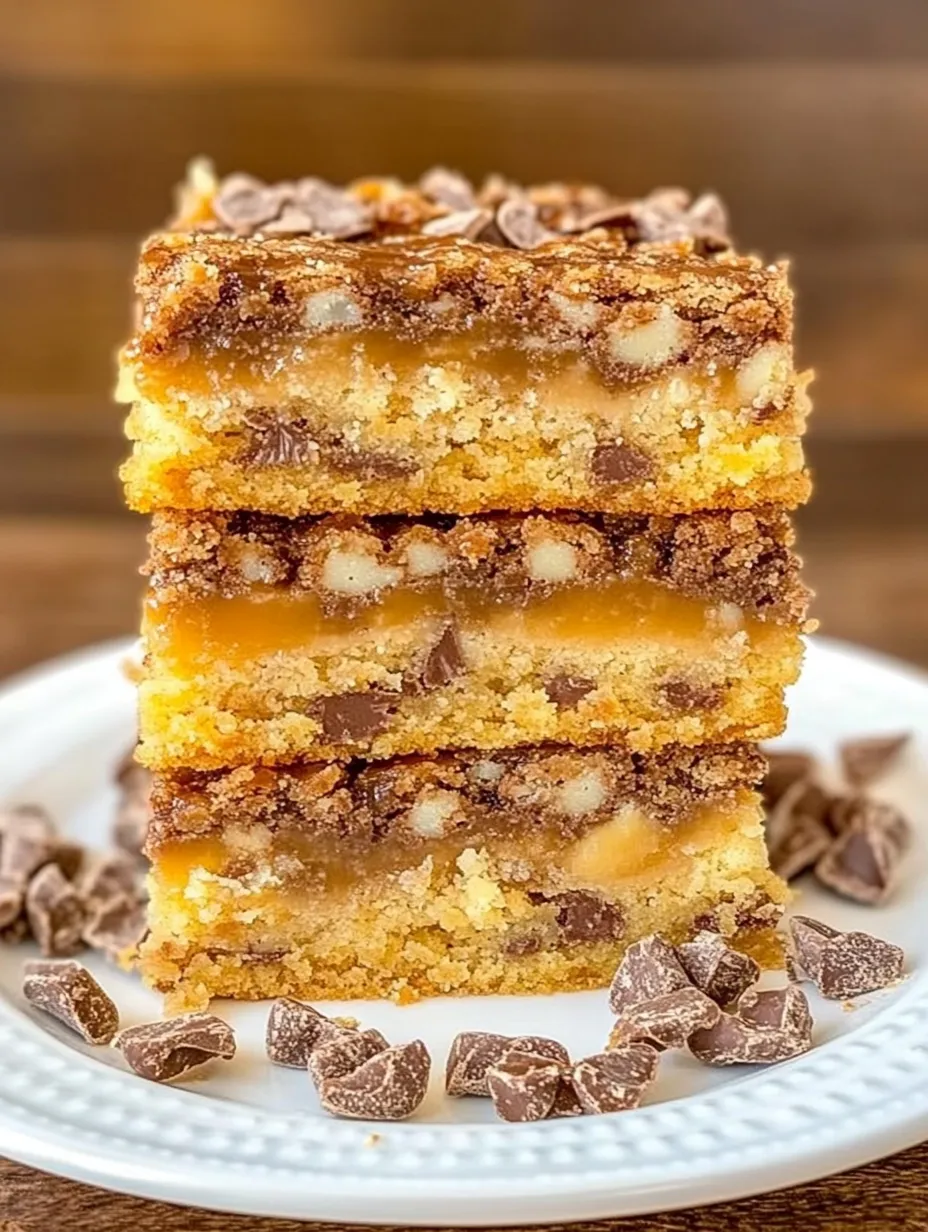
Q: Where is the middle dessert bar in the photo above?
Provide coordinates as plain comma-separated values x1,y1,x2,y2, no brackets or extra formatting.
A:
138,507,810,768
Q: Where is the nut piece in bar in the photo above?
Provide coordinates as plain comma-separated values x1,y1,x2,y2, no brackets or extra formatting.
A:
608,986,720,1051
764,780,834,881
266,997,333,1067
25,864,86,957
814,799,910,905
839,733,910,788
675,930,760,1006
789,915,905,1000
608,934,691,1016
318,1039,430,1121
445,1031,568,1096
23,959,119,1045
571,1044,660,1114
308,1028,390,1085
762,749,817,809
486,1051,564,1122
688,986,813,1066
115,1012,236,1082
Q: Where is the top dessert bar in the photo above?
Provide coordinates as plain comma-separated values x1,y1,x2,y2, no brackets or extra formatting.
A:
118,163,811,518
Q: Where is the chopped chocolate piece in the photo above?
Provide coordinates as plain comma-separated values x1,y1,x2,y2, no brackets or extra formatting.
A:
445,1031,514,1097
419,167,476,211
308,1027,390,1085
840,733,910,788
765,780,834,881
82,894,147,959
292,178,374,240
319,1039,430,1120
77,852,142,907
115,1012,236,1082
421,624,465,690
544,674,594,709
260,204,315,235
660,677,724,714
608,934,691,1017
325,441,419,480
509,1036,570,1066
688,1003,812,1066
487,1051,563,1122
789,915,905,1000
25,864,86,957
609,986,720,1051
266,997,331,1068
113,767,151,858
494,198,557,250
814,798,909,904
23,959,119,1045
676,930,760,1007
548,1077,585,1118
0,879,23,930
244,416,318,468
547,891,625,944
762,749,816,808
737,985,812,1037
571,1044,659,1114
212,173,284,232
0,805,56,886
421,208,492,240
319,692,396,742
590,442,655,485
51,841,84,882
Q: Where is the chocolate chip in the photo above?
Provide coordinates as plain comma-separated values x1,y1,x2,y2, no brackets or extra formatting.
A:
293,179,374,240
82,894,147,959
23,959,119,1045
25,864,86,957
765,780,834,881
839,733,910,787
213,173,286,232
509,1035,570,1066
571,1044,659,1114
319,692,397,743
762,749,816,808
487,1051,563,1122
445,1031,515,1096
419,168,476,211
494,199,557,250
308,1027,390,1085
688,1002,812,1066
113,765,150,858
590,443,655,485
77,852,142,907
547,891,625,944
610,985,721,1051
325,440,419,480
0,880,23,930
814,798,909,904
0,805,57,887
244,415,318,467
421,624,465,690
608,934,691,1017
318,1039,430,1120
261,204,316,235
544,674,594,709
737,985,813,1036
659,677,724,713
789,915,905,1000
116,1014,236,1082
265,997,332,1067
421,208,493,240
676,931,760,1007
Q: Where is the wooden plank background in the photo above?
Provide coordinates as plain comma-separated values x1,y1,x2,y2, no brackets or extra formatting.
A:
0,3,926,1226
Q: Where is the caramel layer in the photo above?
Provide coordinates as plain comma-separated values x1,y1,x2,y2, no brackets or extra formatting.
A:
144,577,769,673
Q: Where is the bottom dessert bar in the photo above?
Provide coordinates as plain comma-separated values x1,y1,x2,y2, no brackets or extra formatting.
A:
140,743,787,1010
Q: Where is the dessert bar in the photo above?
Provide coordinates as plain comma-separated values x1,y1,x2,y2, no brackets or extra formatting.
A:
137,508,810,768
119,166,810,518
138,742,785,1009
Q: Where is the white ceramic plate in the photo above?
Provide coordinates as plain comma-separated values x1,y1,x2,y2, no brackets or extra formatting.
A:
0,636,925,1224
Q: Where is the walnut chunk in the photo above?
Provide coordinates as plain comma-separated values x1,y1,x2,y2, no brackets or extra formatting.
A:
321,549,402,597
735,342,792,407
606,305,688,368
526,539,578,584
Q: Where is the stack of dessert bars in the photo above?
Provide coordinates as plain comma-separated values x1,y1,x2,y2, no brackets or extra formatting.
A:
118,164,812,1011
